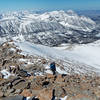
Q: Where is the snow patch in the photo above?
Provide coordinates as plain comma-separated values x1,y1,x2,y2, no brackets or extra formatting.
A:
9,48,16,52
13,34,25,42
26,97,31,100
1,69,13,79
60,96,68,100
19,58,33,65
96,33,100,37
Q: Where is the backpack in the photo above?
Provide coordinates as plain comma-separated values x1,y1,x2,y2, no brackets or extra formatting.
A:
50,63,56,70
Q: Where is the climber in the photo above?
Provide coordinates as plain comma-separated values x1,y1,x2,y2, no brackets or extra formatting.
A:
50,62,56,75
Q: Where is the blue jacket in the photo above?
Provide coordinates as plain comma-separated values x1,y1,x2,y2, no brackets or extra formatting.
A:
50,63,56,71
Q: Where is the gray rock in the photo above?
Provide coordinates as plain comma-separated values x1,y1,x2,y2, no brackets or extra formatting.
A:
7,89,15,94
0,73,3,79
2,95,23,100
55,87,66,98
17,69,28,77
12,78,25,86
0,91,4,97
15,89,22,94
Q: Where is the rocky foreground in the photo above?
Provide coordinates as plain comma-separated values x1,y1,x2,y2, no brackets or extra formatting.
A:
0,73,100,100
0,41,100,100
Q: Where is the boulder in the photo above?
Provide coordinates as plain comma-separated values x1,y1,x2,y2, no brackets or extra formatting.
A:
37,89,53,100
12,79,25,86
67,94,97,100
21,89,32,97
15,89,22,94
55,86,66,98
6,88,15,94
0,73,3,79
2,95,23,100
13,81,28,90
17,69,29,77
0,91,4,97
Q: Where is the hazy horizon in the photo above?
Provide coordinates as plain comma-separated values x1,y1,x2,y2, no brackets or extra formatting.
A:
0,0,100,13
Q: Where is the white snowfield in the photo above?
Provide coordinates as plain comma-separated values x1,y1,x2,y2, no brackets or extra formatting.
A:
15,40,100,72
54,41,100,70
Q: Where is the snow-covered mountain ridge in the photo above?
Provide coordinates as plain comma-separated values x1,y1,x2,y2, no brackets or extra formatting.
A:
0,10,100,46
0,10,96,32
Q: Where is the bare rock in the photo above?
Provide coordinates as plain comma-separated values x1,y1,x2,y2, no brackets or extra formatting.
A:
0,73,3,79
1,95,23,100
15,89,22,94
55,86,66,98
67,94,97,100
37,89,53,100
13,81,28,90
0,91,4,97
21,89,32,97
17,69,29,77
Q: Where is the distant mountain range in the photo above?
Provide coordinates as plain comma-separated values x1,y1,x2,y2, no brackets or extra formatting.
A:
0,10,100,46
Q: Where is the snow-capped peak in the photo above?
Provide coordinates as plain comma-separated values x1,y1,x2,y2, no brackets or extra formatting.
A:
66,10,77,15
0,10,96,31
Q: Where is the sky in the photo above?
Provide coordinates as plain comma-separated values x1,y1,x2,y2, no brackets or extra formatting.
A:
0,0,100,12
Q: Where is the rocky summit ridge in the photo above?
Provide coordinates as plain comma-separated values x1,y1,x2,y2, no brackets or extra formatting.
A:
0,41,100,100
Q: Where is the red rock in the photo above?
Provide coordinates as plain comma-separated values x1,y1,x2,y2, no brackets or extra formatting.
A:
21,89,32,97
67,94,96,100
46,74,55,79
37,89,53,100
56,75,64,82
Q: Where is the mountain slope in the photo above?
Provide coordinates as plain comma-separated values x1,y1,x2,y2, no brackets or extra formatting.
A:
14,40,100,74
0,40,100,100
